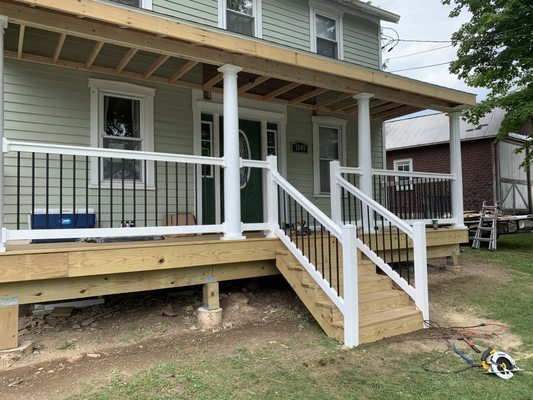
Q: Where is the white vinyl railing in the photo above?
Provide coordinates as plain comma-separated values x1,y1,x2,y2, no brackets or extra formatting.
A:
331,161,429,322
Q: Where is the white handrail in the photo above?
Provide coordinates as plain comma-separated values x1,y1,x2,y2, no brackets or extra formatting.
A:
271,170,342,239
339,166,362,175
241,159,269,169
372,168,455,180
336,175,413,237
3,138,226,166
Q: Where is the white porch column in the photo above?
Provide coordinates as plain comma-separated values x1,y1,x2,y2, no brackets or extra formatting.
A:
448,112,465,227
219,64,245,240
354,93,374,198
0,16,7,252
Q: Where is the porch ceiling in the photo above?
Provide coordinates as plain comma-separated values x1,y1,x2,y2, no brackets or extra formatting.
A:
1,0,476,121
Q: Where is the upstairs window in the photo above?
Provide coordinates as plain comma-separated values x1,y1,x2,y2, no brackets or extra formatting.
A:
220,0,262,37
111,0,153,10
310,6,343,60
393,159,413,191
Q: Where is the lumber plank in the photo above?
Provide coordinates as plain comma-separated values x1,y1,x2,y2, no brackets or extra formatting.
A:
0,297,18,350
0,253,68,283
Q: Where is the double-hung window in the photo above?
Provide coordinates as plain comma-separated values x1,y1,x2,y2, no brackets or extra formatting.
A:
220,0,262,37
393,159,413,191
311,5,343,60
111,0,152,10
313,117,346,195
89,79,155,188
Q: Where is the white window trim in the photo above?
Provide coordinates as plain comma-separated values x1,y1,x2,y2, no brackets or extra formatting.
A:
218,0,263,38
141,0,152,10
309,2,344,60
89,79,156,189
313,116,347,196
393,158,413,191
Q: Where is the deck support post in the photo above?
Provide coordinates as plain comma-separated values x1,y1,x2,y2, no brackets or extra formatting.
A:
0,16,7,253
219,64,245,240
448,112,465,227
413,222,429,322
330,160,342,226
0,296,18,350
355,93,374,231
342,225,359,347
198,281,222,330
265,155,279,238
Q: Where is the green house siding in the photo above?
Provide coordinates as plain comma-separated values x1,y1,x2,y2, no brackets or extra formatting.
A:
343,14,380,69
3,59,197,229
262,0,310,51
152,0,219,27
285,107,383,216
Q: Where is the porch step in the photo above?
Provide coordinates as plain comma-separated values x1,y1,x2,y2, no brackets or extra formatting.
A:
275,251,422,345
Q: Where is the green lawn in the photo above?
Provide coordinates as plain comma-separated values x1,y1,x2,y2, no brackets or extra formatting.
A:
70,234,533,400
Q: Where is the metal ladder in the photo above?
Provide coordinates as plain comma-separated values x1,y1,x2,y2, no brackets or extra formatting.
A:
472,201,499,251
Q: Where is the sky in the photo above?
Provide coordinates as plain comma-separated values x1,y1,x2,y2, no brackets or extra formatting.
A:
372,0,489,102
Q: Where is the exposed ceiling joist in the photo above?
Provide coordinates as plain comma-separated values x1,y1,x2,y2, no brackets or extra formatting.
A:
291,88,327,104
52,33,66,64
17,25,25,59
143,54,170,79
85,41,104,69
315,93,352,109
239,76,270,94
115,48,138,74
203,73,223,90
169,60,198,83
263,82,300,100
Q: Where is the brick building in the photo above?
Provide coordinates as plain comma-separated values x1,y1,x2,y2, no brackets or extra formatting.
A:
385,109,532,214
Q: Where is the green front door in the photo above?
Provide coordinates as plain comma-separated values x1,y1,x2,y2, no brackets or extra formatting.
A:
201,117,263,224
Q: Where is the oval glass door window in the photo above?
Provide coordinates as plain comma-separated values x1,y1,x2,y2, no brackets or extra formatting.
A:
239,130,251,189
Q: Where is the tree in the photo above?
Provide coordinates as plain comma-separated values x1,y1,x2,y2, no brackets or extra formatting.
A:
443,0,533,165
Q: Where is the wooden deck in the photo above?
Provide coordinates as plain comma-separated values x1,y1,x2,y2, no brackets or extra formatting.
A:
0,227,467,349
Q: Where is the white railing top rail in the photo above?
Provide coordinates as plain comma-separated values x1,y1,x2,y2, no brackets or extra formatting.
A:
372,168,455,180
3,138,226,167
271,170,342,239
241,159,269,169
336,174,413,237
339,166,362,175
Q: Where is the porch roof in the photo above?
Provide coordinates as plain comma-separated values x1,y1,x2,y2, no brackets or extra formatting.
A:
1,0,476,121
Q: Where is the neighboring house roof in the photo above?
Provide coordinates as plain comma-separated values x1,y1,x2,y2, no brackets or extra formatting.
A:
385,108,506,151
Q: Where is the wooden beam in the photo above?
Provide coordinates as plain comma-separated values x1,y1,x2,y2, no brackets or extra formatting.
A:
238,75,269,94
143,54,170,79
291,87,328,104
17,24,25,59
85,40,104,68
315,93,352,109
169,60,198,83
370,102,403,116
12,0,475,107
0,261,279,305
329,99,356,112
0,2,469,111
374,105,420,120
203,73,223,90
52,32,67,64
263,82,300,100
115,47,137,74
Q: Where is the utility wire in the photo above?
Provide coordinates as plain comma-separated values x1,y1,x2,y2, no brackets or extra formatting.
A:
390,61,452,73
389,45,452,60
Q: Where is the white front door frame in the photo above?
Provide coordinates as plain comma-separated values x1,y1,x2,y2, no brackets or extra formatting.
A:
192,90,287,225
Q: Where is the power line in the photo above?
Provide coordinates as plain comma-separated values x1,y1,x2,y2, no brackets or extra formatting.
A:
390,61,452,73
389,45,453,60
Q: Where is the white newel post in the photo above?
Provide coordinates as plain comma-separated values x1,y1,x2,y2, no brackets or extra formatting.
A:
448,112,465,227
354,93,374,198
265,155,278,238
342,224,359,347
413,222,429,322
0,16,7,252
219,64,245,240
329,160,342,226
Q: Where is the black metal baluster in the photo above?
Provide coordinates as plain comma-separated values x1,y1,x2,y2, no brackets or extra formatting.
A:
109,158,113,228
313,217,317,268
306,210,311,262
121,158,125,226
320,223,325,277
85,156,89,229
327,231,332,285
73,155,76,225
165,162,169,225
154,162,158,227
396,226,401,273
335,238,339,294
366,205,371,251
288,196,293,242
144,160,148,227
293,197,298,249
185,163,189,225
283,190,287,235
300,203,305,258
341,186,346,224
45,154,49,229
175,163,179,225
16,152,20,229
388,220,393,265
347,184,352,224
31,153,35,230
98,158,101,228
381,215,386,263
